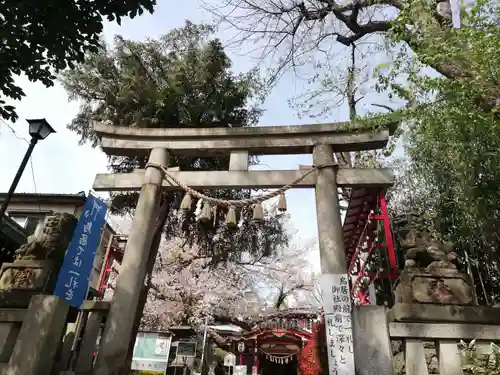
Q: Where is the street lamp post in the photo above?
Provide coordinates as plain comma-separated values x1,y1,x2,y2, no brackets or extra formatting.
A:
0,118,56,225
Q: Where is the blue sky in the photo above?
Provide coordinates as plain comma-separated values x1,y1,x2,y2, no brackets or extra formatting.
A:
0,0,400,262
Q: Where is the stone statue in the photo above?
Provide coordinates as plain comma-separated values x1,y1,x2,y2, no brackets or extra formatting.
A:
0,212,78,293
13,212,77,262
394,213,458,270
392,213,476,305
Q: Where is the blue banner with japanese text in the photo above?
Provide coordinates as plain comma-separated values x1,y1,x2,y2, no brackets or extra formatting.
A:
54,193,108,308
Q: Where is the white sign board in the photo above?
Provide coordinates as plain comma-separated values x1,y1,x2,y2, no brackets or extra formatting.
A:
234,365,247,375
237,342,245,352
224,353,236,367
130,359,168,372
320,273,355,375
131,332,172,372
155,337,171,355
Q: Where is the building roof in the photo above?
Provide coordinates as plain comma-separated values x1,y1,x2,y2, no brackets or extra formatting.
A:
209,325,243,333
168,326,196,334
0,215,28,250
256,308,320,318
0,192,87,205
137,330,171,335
0,192,117,235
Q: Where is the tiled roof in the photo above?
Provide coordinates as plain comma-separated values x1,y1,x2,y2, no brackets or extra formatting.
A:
0,192,86,200
0,215,28,248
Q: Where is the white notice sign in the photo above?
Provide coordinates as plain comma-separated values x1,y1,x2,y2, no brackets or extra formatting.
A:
154,337,171,355
234,365,247,375
320,273,355,375
224,353,236,367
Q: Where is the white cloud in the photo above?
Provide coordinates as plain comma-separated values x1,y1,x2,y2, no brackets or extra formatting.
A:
0,75,108,196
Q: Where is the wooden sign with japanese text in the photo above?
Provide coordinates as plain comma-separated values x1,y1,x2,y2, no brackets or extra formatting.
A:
320,274,355,375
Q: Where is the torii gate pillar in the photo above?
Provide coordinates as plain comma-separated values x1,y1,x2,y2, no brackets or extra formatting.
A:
94,148,169,375
313,144,347,275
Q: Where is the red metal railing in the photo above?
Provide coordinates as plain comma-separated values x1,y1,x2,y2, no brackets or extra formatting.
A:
97,245,122,294
347,190,398,305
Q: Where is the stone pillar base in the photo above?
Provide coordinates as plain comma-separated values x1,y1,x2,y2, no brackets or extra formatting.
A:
0,260,57,308
393,268,477,306
388,302,500,325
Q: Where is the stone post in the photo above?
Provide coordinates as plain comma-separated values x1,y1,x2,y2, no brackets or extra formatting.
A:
313,144,346,274
313,144,355,374
75,312,103,372
352,306,394,375
1,295,70,375
93,148,169,375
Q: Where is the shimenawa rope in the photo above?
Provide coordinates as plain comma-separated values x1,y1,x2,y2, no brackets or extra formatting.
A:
145,162,338,208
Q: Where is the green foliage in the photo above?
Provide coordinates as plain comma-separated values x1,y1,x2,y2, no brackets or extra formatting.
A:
61,22,289,263
460,340,500,374
129,370,163,375
213,348,229,361
382,0,500,303
0,0,155,122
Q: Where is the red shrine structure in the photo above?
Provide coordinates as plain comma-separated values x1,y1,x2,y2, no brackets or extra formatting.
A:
97,234,127,295
217,309,318,375
343,187,399,305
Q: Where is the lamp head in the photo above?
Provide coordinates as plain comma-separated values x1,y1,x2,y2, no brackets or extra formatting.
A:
208,110,221,126
212,114,221,124
27,118,56,140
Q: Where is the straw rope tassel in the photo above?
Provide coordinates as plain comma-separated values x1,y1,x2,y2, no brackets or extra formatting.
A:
225,207,237,228
199,201,212,223
180,193,192,211
278,193,287,212
252,202,264,222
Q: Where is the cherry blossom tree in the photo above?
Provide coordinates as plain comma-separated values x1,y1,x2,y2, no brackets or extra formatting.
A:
142,238,257,328
104,205,321,331
240,236,321,312
134,232,320,330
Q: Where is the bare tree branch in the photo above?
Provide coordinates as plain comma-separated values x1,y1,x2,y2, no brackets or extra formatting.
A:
205,0,499,116
371,103,396,112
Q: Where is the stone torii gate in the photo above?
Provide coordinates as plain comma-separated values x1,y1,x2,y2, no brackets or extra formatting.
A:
90,121,394,375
